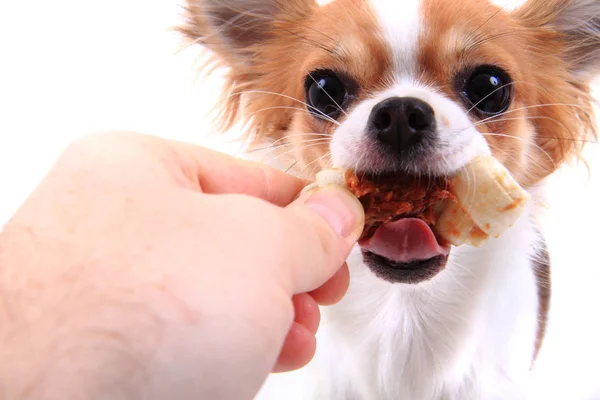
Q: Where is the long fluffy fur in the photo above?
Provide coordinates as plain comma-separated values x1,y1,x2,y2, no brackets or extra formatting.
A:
514,0,599,177
178,1,316,140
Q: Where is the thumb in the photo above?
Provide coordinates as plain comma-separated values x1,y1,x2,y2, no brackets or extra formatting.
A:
283,185,364,294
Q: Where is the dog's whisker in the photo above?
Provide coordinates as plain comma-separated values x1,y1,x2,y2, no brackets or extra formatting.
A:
285,161,299,174
467,89,585,120
463,79,568,117
481,132,557,172
446,260,477,283
260,141,331,165
481,115,582,155
258,138,331,159
311,153,332,177
475,116,599,145
473,102,588,126
443,101,592,144
300,152,332,179
242,138,330,166
254,132,331,147
225,89,338,123
483,138,557,179
484,142,523,167
241,133,331,155
247,105,341,126
241,142,292,155
534,136,599,144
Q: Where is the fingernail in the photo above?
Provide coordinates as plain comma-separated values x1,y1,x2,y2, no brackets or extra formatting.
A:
296,183,319,200
303,186,364,239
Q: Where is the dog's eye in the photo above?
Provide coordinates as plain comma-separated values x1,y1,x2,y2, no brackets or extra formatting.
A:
305,72,347,118
462,66,512,115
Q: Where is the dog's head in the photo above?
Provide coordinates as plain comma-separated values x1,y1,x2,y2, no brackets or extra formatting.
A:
181,0,600,283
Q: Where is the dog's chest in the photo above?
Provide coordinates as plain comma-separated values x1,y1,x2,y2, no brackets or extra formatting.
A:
315,221,540,399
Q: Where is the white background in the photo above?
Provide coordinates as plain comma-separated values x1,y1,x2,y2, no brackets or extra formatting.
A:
1,0,600,398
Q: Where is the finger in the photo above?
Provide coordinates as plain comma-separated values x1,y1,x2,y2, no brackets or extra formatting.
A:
170,140,308,206
272,322,316,373
309,262,350,306
67,132,308,206
188,187,363,296
292,293,320,334
282,185,364,294
273,295,320,373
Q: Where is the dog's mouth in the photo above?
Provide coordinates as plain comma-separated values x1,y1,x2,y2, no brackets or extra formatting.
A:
359,218,450,284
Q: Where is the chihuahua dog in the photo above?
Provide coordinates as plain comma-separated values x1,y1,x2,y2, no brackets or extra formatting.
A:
180,0,600,398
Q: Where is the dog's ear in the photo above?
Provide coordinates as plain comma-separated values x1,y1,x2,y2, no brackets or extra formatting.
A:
179,0,317,137
180,0,315,67
512,0,599,182
516,0,600,79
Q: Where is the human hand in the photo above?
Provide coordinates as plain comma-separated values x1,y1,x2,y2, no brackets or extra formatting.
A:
0,132,364,399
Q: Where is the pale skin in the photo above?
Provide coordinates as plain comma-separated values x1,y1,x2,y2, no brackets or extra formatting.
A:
0,132,365,400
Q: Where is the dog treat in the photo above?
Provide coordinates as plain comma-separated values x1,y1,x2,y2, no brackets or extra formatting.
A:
347,171,454,242
304,169,454,242
304,155,530,247
434,155,530,246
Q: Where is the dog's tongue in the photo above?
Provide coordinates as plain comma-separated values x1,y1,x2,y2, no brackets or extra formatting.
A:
360,218,448,263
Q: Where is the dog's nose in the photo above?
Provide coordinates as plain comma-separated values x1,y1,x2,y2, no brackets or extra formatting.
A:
368,97,436,153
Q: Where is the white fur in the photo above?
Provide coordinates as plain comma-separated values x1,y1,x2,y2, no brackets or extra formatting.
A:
368,0,422,78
